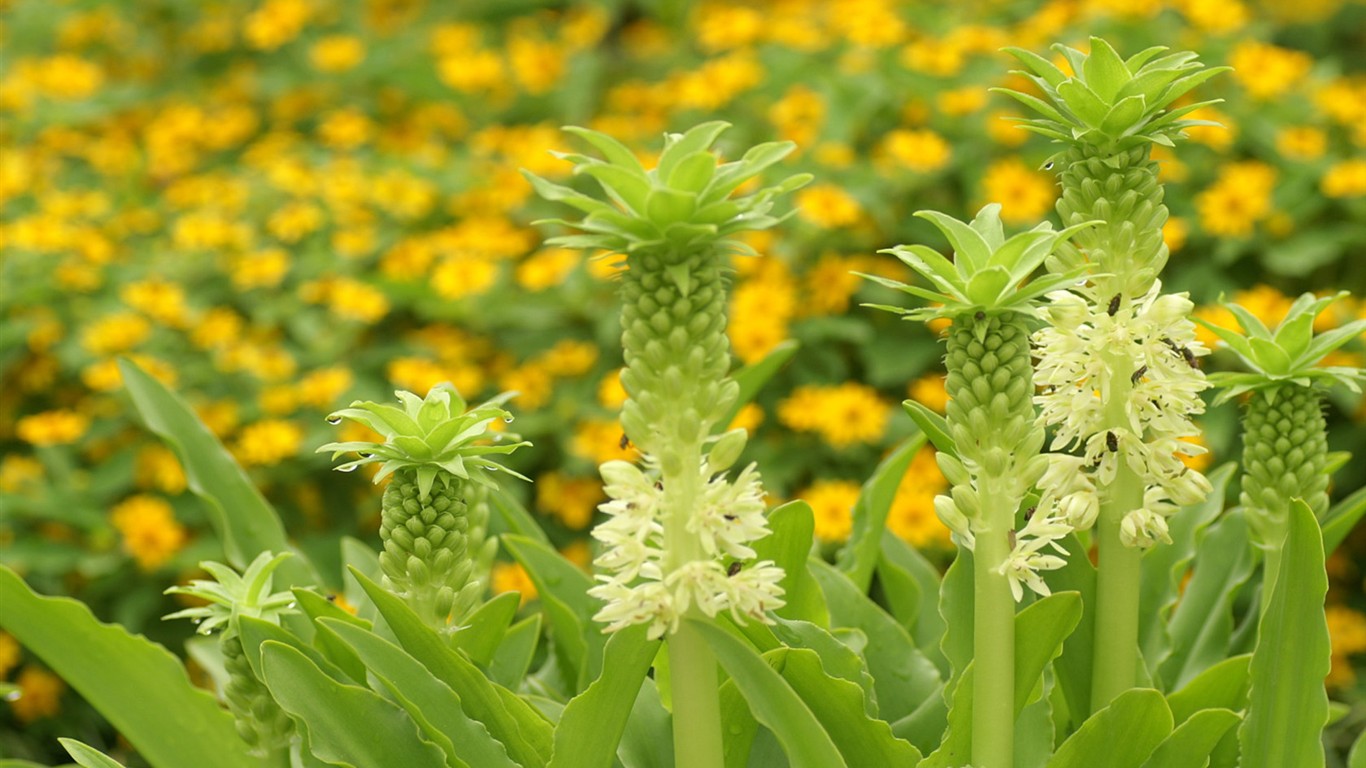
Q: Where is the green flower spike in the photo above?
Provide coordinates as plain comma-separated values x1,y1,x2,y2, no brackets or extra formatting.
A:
866,205,1089,768
318,383,529,628
996,38,1228,299
164,552,297,762
1199,293,1365,591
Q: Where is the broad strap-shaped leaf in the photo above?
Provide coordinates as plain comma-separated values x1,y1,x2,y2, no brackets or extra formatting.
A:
1165,654,1252,725
1041,533,1097,726
810,559,942,723
902,400,956,457
1324,484,1366,554
353,567,553,768
118,358,319,587
618,677,675,768
778,647,923,765
501,534,604,691
1141,708,1240,768
1047,689,1173,768
1239,499,1330,768
0,567,253,768
487,614,542,690
752,501,828,624
920,592,1083,768
320,619,519,768
718,339,799,434
837,434,927,590
259,642,450,768
878,532,948,674
451,592,521,667
548,624,660,768
690,621,848,768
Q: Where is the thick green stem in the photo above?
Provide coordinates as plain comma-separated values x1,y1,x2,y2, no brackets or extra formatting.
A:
1091,348,1144,712
972,481,1016,768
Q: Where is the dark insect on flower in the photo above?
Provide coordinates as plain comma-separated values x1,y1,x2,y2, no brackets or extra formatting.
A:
1024,505,1037,522
1131,365,1148,385
974,310,986,321
727,561,743,577
723,513,737,521
619,433,631,451
1161,337,1200,369
1107,294,1122,316
1106,431,1119,452
654,480,664,491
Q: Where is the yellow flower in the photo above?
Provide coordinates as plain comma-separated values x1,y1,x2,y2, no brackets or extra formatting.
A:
36,55,103,100
233,420,304,467
82,312,151,356
1229,41,1313,100
560,540,593,571
571,419,638,464
802,254,863,315
516,247,579,291
538,340,598,378
1174,0,1249,33
936,87,987,117
310,35,365,73
1326,605,1366,689
491,562,537,605
0,455,43,493
318,108,373,151
110,495,188,571
887,448,951,549
499,364,553,411
1163,217,1189,254
231,248,290,290
122,279,189,327
1323,160,1366,199
16,410,89,446
297,367,353,409
797,184,862,228
1181,106,1235,150
432,256,499,300
387,357,460,397
908,374,948,413
1276,126,1327,161
244,0,310,50
598,369,628,409
9,667,64,723
0,632,19,678
1177,434,1213,473
876,129,951,174
981,158,1056,225
508,34,566,95
135,445,187,495
1195,162,1276,238
778,383,890,448
536,472,603,530
728,403,764,434
438,50,505,93
799,480,861,543
267,200,324,243
986,110,1029,147
327,277,389,324
1313,77,1366,126
768,85,825,146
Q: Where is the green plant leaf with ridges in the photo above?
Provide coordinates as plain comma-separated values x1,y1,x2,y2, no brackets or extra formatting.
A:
837,433,927,591
1166,654,1252,725
549,624,660,768
59,740,128,768
488,614,542,689
502,534,605,691
452,591,521,667
752,501,828,625
118,358,318,587
1239,499,1330,768
1141,708,1240,768
1047,689,1172,768
719,339,799,433
0,567,253,768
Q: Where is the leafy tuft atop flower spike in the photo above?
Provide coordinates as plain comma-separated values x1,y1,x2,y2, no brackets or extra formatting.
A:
164,551,296,636
862,204,1095,321
1197,292,1366,403
318,383,529,500
523,121,812,259
995,37,1229,153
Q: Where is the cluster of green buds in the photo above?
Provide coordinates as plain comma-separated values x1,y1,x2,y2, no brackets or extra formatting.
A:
1199,293,1366,603
527,122,808,638
164,552,297,763
867,205,1089,598
318,384,526,629
999,38,1223,549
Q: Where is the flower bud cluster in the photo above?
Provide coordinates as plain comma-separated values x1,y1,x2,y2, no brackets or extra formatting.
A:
1033,280,1213,547
588,456,785,639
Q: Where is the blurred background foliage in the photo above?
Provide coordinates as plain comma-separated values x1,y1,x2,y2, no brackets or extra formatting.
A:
1,0,1364,761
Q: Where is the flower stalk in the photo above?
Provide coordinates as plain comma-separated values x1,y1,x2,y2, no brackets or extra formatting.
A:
1000,37,1224,712
529,122,807,767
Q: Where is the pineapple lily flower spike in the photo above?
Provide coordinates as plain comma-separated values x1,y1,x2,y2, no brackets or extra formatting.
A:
318,383,529,628
864,205,1093,768
1197,292,1366,612
164,552,297,761
530,122,807,768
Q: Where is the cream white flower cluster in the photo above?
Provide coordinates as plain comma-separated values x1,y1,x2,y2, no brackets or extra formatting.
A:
588,457,785,639
1033,281,1213,547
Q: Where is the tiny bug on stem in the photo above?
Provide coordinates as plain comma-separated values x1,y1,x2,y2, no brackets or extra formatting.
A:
1107,294,1122,316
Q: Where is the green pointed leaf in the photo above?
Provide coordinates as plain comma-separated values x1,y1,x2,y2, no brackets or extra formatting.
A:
837,434,928,591
488,614,542,690
352,567,553,768
644,187,697,227
779,648,923,765
878,532,947,670
752,501,828,624
1101,94,1148,138
618,678,674,768
1048,689,1173,768
1083,37,1130,102
321,619,518,768
59,740,128,768
502,534,605,692
1248,337,1293,376
578,164,653,214
707,141,799,201
563,126,646,174
901,400,956,457
992,88,1070,126
657,121,729,180
1141,708,1240,768
1301,319,1366,369
1167,654,1252,725
915,210,994,274
549,624,660,768
1005,47,1069,87
1239,499,1330,768
719,340,799,434
964,265,1013,307
1324,485,1366,554
260,642,449,768
1056,80,1109,128
884,244,965,297
520,172,612,215
690,621,848,768
118,359,318,586
451,592,521,667
0,567,252,768
668,150,718,194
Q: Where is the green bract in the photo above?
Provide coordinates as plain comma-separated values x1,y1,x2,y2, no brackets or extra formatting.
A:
317,383,529,499
523,121,811,260
164,551,296,635
862,204,1092,321
1197,292,1366,403
996,37,1229,153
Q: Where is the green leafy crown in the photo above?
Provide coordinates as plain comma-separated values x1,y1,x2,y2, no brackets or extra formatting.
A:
1198,292,1366,404
164,552,296,635
524,121,812,259
861,204,1094,321
994,37,1228,152
317,383,529,499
